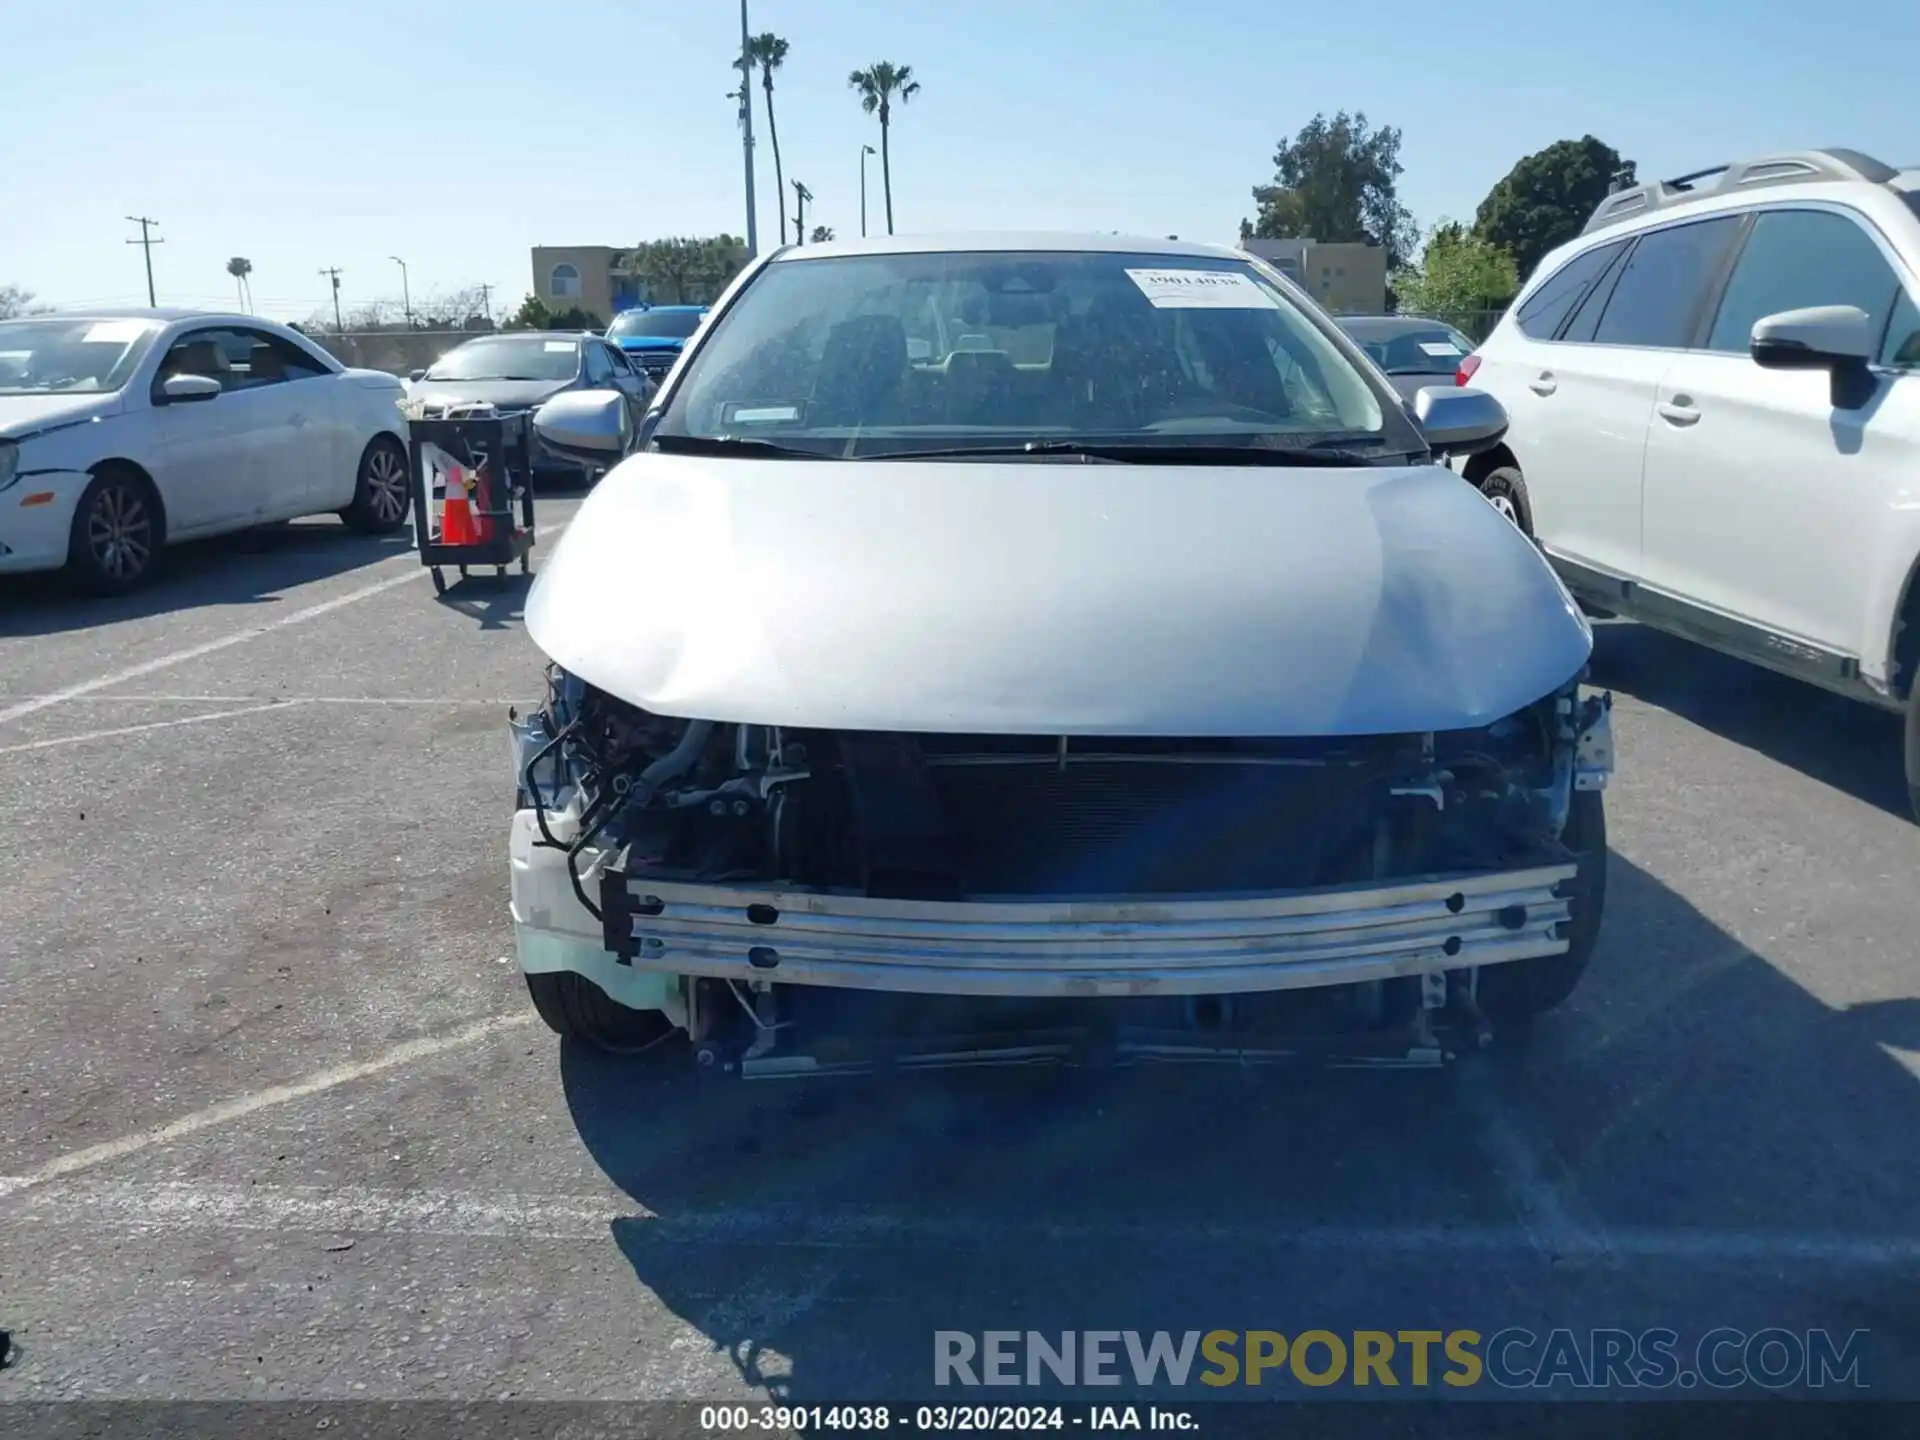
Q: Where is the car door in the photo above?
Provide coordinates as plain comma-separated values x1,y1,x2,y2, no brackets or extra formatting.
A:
147,326,327,532
1515,218,1745,588
1639,206,1920,658
602,342,655,425
226,328,344,514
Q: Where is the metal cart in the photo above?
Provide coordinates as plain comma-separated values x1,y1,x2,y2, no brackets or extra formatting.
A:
408,408,537,595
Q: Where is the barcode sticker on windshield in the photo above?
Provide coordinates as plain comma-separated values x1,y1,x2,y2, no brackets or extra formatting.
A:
1123,269,1278,309
544,340,576,353
83,320,149,344
1419,341,1464,357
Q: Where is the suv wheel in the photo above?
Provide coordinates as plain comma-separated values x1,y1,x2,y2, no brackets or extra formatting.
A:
1480,466,1534,536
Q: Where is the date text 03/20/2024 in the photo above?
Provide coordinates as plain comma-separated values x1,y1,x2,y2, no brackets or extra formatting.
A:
699,1405,1195,1432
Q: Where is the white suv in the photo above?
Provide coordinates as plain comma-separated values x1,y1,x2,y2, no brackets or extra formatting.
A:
1455,148,1920,820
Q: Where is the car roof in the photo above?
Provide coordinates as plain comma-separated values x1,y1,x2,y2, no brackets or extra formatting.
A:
769,231,1245,262
9,306,252,327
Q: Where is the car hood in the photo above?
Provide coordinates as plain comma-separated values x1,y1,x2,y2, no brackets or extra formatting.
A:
526,454,1592,737
0,391,123,443
407,378,571,409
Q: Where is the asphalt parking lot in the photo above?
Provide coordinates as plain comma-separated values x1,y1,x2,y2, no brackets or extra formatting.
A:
2,506,1919,1408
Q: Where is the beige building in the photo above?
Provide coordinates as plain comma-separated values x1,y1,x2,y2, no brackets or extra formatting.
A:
530,246,634,323
1239,237,1388,314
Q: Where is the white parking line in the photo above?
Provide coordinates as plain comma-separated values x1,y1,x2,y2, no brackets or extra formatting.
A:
7,1177,1920,1270
0,568,424,726
0,693,525,707
0,1012,536,1199
0,700,300,754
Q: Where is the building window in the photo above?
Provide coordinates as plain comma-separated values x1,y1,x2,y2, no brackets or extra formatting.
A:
550,263,582,300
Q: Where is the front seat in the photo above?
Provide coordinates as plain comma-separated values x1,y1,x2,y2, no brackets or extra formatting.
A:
810,315,909,428
162,338,232,386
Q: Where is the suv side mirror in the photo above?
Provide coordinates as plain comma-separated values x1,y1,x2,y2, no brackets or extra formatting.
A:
1751,305,1874,370
1413,384,1508,458
157,373,223,405
409,369,427,383
1752,306,1878,408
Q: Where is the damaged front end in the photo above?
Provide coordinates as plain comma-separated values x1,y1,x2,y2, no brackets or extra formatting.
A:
508,668,1614,1075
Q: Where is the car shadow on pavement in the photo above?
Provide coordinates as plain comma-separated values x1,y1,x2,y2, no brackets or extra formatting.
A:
1588,620,1911,818
430,570,531,631
0,521,414,638
561,852,1920,1404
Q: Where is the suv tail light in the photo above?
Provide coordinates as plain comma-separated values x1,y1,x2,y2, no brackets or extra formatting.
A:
1455,353,1482,386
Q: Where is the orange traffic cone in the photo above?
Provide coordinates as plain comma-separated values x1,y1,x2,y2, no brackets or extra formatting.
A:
441,460,480,546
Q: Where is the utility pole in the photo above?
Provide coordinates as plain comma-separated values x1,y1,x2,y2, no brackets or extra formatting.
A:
860,146,875,238
792,181,812,244
738,0,758,258
125,216,163,306
478,283,493,325
389,256,413,328
319,267,344,333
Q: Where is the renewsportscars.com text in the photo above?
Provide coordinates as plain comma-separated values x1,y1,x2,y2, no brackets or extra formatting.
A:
934,1329,1868,1391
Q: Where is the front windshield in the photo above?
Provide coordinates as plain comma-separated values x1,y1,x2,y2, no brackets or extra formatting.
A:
608,308,705,340
424,336,580,383
0,316,162,396
658,249,1400,454
1340,320,1473,375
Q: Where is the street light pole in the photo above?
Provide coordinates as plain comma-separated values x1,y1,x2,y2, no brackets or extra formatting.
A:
860,146,875,238
389,256,412,328
738,0,758,258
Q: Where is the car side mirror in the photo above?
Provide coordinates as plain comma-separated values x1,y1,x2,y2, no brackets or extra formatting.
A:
1751,306,1879,408
409,369,427,383
532,388,632,464
157,373,223,405
1413,384,1508,458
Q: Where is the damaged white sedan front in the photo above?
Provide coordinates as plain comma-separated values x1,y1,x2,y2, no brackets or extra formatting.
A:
507,232,1615,1074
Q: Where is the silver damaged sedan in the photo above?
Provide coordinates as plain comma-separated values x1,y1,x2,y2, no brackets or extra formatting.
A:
507,232,1614,1075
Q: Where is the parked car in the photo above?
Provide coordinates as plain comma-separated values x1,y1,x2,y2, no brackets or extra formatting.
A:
0,308,409,592
408,332,654,479
1335,315,1478,402
503,232,1615,1072
605,304,709,384
1452,147,1920,820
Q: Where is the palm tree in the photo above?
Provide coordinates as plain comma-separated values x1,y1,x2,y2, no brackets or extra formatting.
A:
848,62,919,235
747,33,791,247
226,256,253,313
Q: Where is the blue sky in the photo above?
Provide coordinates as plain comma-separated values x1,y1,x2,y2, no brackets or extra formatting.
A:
4,0,1914,323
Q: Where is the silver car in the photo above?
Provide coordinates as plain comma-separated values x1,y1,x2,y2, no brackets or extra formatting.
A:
507,233,1613,1074
1335,315,1479,403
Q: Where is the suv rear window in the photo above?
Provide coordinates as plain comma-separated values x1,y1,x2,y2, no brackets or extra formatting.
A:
1514,240,1627,339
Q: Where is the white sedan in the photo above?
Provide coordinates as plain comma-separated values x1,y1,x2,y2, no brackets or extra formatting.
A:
0,309,411,591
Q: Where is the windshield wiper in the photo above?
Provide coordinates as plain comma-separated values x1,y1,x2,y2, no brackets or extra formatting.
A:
857,439,1378,466
649,433,828,459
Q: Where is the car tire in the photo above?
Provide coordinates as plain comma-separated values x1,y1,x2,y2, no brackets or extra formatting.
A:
1477,789,1608,1023
340,435,410,534
66,465,164,594
1479,465,1533,535
1904,679,1920,825
525,972,678,1054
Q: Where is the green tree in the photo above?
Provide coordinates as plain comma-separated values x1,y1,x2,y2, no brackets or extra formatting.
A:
0,285,44,320
848,61,920,235
504,294,554,331
1242,111,1417,270
1474,136,1636,283
1393,220,1520,332
745,33,791,248
226,257,253,313
627,236,750,304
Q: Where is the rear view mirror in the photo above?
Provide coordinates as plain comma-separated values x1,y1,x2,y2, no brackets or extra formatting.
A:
158,374,222,404
532,388,631,463
1413,385,1507,458
1751,306,1878,408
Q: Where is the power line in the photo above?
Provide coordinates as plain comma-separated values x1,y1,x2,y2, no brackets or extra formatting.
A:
319,267,343,332
125,216,164,307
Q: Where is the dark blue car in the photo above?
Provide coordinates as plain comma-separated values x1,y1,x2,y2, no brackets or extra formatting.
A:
605,304,709,383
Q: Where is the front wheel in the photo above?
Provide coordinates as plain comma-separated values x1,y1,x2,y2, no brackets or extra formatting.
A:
67,467,163,593
1477,789,1608,1022
526,972,677,1054
340,436,410,534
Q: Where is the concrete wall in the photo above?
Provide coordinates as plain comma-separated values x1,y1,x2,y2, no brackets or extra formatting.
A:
1241,237,1388,314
